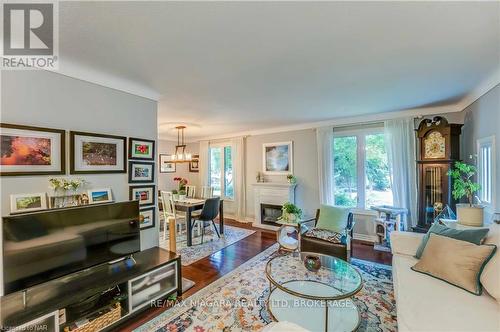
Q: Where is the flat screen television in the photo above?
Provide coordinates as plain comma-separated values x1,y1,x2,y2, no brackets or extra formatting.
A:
2,201,140,295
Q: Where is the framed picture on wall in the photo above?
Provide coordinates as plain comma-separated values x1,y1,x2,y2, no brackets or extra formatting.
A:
263,141,293,175
139,206,156,230
129,137,155,160
70,131,127,174
87,188,114,204
189,155,199,173
159,154,176,173
129,161,155,183
0,123,66,176
10,193,48,214
129,185,156,206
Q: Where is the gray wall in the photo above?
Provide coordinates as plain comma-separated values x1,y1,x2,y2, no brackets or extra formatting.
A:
461,84,500,220
245,129,320,219
1,70,159,251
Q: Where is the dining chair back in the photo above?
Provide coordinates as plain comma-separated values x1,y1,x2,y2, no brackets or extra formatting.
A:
191,197,221,243
160,191,176,217
185,185,196,198
200,186,214,199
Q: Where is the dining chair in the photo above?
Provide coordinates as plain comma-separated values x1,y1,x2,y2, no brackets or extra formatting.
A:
185,185,196,198
200,186,214,199
190,197,220,244
160,191,185,237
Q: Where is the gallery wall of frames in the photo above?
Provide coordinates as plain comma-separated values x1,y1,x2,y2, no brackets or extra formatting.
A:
0,123,157,231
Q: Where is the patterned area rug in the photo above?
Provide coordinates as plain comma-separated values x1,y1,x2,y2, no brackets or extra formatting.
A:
135,244,397,332
160,224,256,266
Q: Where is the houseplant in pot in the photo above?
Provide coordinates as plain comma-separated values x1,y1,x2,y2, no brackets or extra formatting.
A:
278,202,302,223
178,189,187,201
448,161,483,226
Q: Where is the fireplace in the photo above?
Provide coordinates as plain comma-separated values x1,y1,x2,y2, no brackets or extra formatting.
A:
261,204,282,226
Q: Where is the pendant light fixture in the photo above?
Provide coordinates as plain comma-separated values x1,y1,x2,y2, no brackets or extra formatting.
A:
171,126,192,162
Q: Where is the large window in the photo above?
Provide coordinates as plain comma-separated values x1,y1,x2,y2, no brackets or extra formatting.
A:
333,129,393,209
209,144,234,199
477,136,495,208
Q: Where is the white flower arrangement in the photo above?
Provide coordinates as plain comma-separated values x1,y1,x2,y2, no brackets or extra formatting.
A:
49,178,88,192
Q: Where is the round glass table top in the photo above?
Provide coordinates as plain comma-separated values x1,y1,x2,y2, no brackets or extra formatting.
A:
265,252,363,300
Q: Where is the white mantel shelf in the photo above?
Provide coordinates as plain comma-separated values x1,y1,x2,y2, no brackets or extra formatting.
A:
252,182,297,188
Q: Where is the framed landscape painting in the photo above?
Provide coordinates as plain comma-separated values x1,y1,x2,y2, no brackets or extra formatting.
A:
88,188,113,204
129,185,156,206
159,154,176,173
129,161,155,183
0,123,65,176
10,193,47,214
139,206,156,230
263,141,293,175
70,131,127,174
129,137,155,160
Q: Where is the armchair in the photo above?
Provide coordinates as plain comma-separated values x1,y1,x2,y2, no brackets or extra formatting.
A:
300,205,355,261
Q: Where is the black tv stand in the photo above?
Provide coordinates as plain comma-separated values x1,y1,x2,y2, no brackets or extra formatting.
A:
1,247,181,331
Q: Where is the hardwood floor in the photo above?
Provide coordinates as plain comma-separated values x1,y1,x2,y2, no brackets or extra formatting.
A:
118,219,391,331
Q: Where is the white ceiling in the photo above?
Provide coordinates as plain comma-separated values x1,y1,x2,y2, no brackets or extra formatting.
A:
58,1,500,140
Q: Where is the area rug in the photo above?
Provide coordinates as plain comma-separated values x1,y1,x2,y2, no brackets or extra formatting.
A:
135,244,397,332
160,224,256,266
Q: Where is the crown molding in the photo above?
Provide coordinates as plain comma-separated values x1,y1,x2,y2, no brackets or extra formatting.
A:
186,69,500,143
46,60,160,101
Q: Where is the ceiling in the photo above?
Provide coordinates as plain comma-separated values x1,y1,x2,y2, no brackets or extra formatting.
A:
58,1,500,140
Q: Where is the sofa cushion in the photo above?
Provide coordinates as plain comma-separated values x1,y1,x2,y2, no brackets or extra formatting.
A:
393,254,500,332
415,222,489,258
315,205,349,233
481,223,500,301
412,233,497,295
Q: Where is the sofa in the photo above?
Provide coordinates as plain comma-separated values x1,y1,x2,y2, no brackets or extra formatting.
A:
390,223,500,332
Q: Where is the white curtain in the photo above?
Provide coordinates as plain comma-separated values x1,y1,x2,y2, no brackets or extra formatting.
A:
231,136,246,221
198,140,210,187
384,118,418,229
316,126,334,205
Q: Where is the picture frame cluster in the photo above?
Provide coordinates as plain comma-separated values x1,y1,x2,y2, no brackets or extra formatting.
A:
1,123,157,230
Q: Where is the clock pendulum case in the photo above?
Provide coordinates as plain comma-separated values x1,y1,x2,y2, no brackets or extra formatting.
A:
414,116,463,232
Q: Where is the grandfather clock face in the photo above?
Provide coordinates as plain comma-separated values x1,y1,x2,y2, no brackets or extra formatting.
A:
424,131,446,159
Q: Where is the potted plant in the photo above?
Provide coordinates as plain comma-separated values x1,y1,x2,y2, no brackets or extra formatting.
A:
448,161,483,226
178,189,187,201
278,202,302,223
173,177,188,199
286,174,297,184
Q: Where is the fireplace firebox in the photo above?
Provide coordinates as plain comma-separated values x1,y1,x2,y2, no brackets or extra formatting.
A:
260,204,283,226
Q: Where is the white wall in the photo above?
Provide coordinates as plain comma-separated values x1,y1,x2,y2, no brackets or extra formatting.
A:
157,139,199,191
461,84,500,221
0,70,159,250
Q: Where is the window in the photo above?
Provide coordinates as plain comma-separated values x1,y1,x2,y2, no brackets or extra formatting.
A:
477,136,495,208
333,128,393,209
209,144,234,199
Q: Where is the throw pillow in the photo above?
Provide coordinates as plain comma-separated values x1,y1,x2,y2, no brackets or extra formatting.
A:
415,222,489,259
304,228,345,244
315,204,349,233
412,233,497,295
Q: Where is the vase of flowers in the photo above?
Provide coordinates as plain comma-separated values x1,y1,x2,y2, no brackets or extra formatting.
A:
49,178,87,208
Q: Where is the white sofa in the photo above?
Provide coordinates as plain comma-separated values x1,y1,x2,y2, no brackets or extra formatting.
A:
390,225,500,332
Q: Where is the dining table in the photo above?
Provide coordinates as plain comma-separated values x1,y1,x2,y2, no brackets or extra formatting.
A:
174,198,224,247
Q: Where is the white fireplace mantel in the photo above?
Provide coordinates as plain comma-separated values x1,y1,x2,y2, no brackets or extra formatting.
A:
252,182,296,230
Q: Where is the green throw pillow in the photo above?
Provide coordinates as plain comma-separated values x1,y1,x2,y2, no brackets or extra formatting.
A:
315,205,349,233
415,222,489,259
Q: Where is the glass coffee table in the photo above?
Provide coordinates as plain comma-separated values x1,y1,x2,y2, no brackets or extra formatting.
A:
265,252,363,331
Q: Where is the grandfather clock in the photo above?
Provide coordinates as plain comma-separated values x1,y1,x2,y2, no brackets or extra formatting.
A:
415,117,462,232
